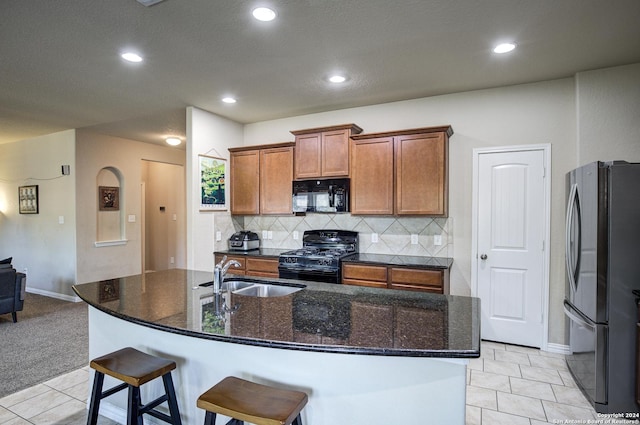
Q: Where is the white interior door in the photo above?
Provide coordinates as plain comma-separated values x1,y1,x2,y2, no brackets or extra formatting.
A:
474,148,547,348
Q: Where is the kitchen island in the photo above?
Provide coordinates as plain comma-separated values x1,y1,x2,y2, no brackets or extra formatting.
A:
73,269,480,425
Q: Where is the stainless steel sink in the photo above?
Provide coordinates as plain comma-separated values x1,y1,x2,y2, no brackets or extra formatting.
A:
220,280,255,291
232,284,302,297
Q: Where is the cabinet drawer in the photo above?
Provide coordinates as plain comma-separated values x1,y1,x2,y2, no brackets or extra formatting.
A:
343,264,388,282
390,268,443,293
214,254,246,272
246,257,279,274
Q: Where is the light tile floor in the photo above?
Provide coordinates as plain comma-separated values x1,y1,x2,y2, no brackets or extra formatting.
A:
0,341,596,425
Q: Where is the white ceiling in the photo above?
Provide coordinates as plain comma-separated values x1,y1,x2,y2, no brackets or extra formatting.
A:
2,0,640,148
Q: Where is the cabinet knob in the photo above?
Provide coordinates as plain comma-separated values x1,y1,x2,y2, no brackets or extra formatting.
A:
480,254,488,260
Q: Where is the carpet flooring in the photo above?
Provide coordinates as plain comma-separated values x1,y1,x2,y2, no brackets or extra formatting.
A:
0,293,88,398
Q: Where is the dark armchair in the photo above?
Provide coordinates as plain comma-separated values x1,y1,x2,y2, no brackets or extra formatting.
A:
0,268,26,323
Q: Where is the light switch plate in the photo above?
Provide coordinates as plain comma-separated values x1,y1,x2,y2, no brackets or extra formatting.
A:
371,233,379,243
293,231,299,240
267,230,273,240
216,231,222,241
262,230,268,240
411,234,418,245
434,235,443,246
128,215,136,223
58,216,64,224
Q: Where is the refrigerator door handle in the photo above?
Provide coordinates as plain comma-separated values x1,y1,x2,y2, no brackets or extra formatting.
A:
563,300,595,331
565,183,579,294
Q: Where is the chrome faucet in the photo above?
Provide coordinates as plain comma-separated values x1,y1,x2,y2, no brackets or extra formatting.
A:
213,255,241,294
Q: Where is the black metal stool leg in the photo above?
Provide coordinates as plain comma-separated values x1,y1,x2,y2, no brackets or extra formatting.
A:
127,385,142,425
86,372,105,425
292,413,303,425
204,411,217,425
162,373,183,425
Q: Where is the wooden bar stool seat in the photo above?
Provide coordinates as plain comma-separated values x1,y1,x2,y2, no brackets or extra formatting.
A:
197,376,308,425
87,347,182,425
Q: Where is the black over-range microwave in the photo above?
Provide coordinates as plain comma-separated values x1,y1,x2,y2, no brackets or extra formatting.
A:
292,178,349,213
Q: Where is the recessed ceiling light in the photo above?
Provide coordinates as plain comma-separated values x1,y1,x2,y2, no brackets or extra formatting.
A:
493,43,517,54
252,7,276,22
222,97,237,104
121,52,143,63
329,75,347,84
165,137,181,146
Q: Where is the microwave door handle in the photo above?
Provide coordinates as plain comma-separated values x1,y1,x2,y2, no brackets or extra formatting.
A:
329,185,334,207
565,183,579,294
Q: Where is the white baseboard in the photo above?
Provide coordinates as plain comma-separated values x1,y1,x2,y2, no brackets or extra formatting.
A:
543,342,571,355
26,287,81,303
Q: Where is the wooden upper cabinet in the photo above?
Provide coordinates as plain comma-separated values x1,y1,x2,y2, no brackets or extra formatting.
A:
351,125,452,216
260,145,294,215
291,124,362,179
350,137,394,215
230,149,260,215
230,142,294,215
395,131,448,216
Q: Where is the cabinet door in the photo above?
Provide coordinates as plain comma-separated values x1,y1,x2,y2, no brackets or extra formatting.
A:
294,133,321,179
389,267,444,294
321,129,350,177
342,263,388,288
260,146,293,215
395,132,448,216
245,257,279,277
230,150,260,215
350,137,394,215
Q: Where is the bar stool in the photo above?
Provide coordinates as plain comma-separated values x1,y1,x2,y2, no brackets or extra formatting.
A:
197,376,308,425
87,347,182,425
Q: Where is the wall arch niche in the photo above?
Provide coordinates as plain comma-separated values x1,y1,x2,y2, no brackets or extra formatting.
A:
96,167,126,246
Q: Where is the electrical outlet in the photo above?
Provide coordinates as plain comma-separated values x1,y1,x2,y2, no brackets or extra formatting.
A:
371,233,379,243
411,234,418,245
58,215,64,224
293,231,299,240
434,235,443,246
267,230,273,240
172,214,177,221
170,256,175,264
262,230,268,240
216,231,222,241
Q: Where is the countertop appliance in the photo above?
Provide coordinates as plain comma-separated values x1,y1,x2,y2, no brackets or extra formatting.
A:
278,230,358,284
228,231,260,251
564,161,640,414
292,178,349,213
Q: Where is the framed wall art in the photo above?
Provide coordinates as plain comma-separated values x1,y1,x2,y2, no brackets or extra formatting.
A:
99,186,120,211
199,154,226,210
18,185,39,214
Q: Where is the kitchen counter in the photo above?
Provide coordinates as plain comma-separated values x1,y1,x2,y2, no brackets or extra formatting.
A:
342,253,453,269
214,248,288,258
73,268,478,357
73,269,478,425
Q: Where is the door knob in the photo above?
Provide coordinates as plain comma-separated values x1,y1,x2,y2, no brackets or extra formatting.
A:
480,254,488,260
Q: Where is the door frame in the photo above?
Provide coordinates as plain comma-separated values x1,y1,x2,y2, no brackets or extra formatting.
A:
471,144,551,350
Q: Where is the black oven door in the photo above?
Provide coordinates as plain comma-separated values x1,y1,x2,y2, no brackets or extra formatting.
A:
279,266,341,284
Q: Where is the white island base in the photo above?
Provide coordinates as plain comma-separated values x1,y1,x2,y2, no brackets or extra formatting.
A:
88,307,468,425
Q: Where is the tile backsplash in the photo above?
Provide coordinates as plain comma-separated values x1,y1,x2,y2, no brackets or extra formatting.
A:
214,213,452,258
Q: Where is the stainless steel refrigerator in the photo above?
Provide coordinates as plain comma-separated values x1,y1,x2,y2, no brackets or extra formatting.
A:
564,160,640,414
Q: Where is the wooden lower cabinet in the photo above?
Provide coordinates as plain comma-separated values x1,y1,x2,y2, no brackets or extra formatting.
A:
342,263,449,294
213,254,279,278
342,263,388,288
245,257,279,278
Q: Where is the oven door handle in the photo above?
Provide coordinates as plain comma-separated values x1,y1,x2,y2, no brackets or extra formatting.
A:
563,300,595,331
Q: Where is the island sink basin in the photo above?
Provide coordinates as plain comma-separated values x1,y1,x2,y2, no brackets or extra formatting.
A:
220,280,255,291
232,283,302,297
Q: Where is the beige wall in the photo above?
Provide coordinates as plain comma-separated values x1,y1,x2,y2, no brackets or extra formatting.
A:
241,79,577,346
75,130,185,284
0,130,77,299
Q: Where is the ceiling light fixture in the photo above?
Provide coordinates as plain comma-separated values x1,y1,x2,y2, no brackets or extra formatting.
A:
121,52,143,63
493,43,517,54
252,7,276,22
165,137,181,146
329,75,347,84
222,97,237,104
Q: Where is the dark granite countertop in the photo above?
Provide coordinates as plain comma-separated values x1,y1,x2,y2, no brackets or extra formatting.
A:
342,253,453,270
73,269,479,358
215,248,288,258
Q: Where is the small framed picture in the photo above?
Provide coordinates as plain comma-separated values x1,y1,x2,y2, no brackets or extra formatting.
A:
99,186,120,211
199,154,227,211
18,185,39,214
